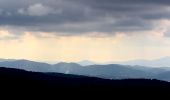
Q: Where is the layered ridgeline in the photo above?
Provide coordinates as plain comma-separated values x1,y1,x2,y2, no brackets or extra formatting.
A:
0,59,170,81
109,57,170,68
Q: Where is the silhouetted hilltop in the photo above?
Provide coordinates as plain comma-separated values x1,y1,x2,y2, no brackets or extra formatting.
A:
0,67,170,98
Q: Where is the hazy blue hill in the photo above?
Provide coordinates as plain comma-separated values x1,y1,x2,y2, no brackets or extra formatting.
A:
155,71,170,81
0,58,16,62
82,64,151,79
52,62,82,73
53,64,152,79
131,66,168,74
77,60,96,66
0,60,51,72
116,57,170,67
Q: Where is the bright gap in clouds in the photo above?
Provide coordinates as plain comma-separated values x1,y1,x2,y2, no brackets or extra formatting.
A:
0,28,170,63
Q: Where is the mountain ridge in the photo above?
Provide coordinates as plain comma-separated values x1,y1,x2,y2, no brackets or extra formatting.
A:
1,67,170,97
111,57,170,67
1,59,170,81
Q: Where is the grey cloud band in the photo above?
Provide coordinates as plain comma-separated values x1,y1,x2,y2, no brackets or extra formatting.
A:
0,0,169,35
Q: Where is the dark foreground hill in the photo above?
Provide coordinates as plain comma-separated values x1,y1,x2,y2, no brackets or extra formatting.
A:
0,67,170,98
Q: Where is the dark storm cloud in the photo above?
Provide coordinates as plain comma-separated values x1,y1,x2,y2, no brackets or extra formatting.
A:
0,0,170,35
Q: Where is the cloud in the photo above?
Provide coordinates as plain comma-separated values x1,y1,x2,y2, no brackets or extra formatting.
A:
0,9,3,15
27,3,53,16
0,29,18,40
0,0,170,36
18,3,57,16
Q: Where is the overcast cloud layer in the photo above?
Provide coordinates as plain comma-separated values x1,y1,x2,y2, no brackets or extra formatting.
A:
0,0,170,36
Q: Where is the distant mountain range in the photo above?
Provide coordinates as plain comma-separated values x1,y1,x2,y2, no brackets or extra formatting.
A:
0,59,148,79
1,59,170,81
77,57,170,67
109,57,170,68
77,60,96,66
0,59,52,72
0,58,16,62
2,57,170,67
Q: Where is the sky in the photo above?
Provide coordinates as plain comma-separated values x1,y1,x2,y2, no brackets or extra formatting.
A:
1,0,170,63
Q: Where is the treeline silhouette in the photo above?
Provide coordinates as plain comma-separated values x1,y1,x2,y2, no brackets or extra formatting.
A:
0,67,170,98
